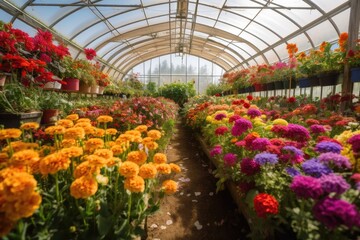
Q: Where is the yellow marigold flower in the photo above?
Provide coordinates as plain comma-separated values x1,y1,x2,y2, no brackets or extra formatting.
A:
94,149,113,160
107,157,121,167
74,161,100,178
132,136,143,143
64,127,85,140
97,115,113,123
45,125,65,135
0,215,15,237
70,176,98,199
1,171,37,201
169,163,181,173
116,134,135,143
254,120,266,127
243,115,251,120
83,126,96,135
93,128,105,138
76,118,91,123
139,163,157,179
162,180,178,194
153,153,167,164
147,130,162,140
85,138,104,150
118,161,139,178
142,137,153,145
127,151,147,165
111,144,126,156
134,125,148,133
206,116,213,123
106,141,116,147
96,174,109,185
0,129,22,139
156,163,171,175
61,139,77,148
124,176,145,193
61,147,83,158
0,152,9,165
264,125,273,131
39,152,70,175
20,122,39,130
3,192,41,221
74,122,92,128
66,114,79,121
105,128,117,135
145,141,158,150
272,119,288,126
86,154,108,168
56,119,74,128
125,130,141,137
10,149,39,167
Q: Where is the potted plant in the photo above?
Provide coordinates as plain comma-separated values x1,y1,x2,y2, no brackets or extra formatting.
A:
38,90,73,124
60,55,81,91
346,38,360,82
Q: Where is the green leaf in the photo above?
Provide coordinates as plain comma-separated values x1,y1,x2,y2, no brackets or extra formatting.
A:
96,215,113,237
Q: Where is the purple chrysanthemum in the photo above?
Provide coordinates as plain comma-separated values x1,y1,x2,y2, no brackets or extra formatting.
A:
315,141,343,154
214,113,227,120
282,146,304,157
210,145,222,157
223,153,237,166
319,173,350,195
231,118,252,136
284,124,310,142
317,152,351,169
247,108,262,118
313,197,360,229
254,152,278,165
240,158,260,176
348,134,360,153
285,167,301,177
302,158,333,178
290,175,323,199
310,124,326,134
250,138,271,151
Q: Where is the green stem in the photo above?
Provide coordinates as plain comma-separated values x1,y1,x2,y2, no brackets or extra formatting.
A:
127,192,132,223
55,173,60,204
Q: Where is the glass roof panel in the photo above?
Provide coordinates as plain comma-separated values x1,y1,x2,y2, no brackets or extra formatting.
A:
97,42,121,57
77,31,114,48
107,9,145,28
72,22,113,46
230,43,252,59
263,50,279,65
306,20,339,47
118,20,148,33
277,9,321,27
0,9,13,23
218,11,251,29
198,0,226,9
197,4,221,18
145,4,169,18
11,0,28,7
148,16,169,25
237,32,268,50
194,16,216,27
24,5,73,26
313,0,348,12
142,0,168,7
272,43,288,62
214,22,242,36
13,19,36,36
255,10,299,37
243,22,280,45
331,9,350,33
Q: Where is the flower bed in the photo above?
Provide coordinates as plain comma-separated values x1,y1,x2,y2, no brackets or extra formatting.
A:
183,94,360,239
0,100,179,239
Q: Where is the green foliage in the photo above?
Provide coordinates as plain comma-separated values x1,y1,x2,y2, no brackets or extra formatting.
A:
157,82,196,107
205,83,231,96
38,90,73,112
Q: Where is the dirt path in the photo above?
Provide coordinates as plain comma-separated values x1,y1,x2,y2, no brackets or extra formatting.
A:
146,120,249,240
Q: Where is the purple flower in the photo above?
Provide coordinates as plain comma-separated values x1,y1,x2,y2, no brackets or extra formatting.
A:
250,138,271,151
319,174,350,195
282,145,304,157
210,145,222,157
285,167,301,177
302,159,333,178
348,134,360,153
284,124,310,142
240,158,260,176
223,153,237,166
254,152,278,165
310,124,326,134
231,118,252,136
290,175,323,199
247,108,262,118
356,182,360,191
313,197,360,229
214,113,227,120
315,141,343,154
317,152,351,169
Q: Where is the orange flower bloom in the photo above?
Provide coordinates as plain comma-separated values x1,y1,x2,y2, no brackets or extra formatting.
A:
61,147,83,158
153,153,167,164
156,163,171,175
39,152,70,175
93,128,105,138
169,163,181,173
134,125,148,133
76,118,91,123
125,130,141,137
0,129,22,140
118,161,139,178
61,139,77,148
56,119,74,128
105,128,117,135
107,157,121,167
70,176,98,199
83,126,96,135
111,144,126,156
20,122,39,130
66,114,79,121
0,171,37,201
74,122,92,129
74,161,100,178
4,141,38,152
145,141,158,150
126,151,147,165
3,192,41,221
116,134,135,143
93,148,113,160
86,154,108,168
45,125,65,135
85,138,104,151
147,130,162,140
9,149,39,167
142,137,153,145
124,176,145,193
64,127,85,140
97,115,113,123
162,180,178,194
338,32,348,52
139,163,157,179
319,41,328,52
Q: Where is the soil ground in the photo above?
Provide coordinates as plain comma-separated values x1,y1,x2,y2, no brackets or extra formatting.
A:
145,120,250,240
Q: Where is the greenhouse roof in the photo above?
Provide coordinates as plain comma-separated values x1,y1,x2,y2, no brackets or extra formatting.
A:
0,0,355,78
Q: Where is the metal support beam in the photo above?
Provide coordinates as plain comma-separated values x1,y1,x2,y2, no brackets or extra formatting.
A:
29,3,141,8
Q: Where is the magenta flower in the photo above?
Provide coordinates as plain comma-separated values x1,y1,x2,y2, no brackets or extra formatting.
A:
223,153,237,166
231,118,252,136
290,175,323,199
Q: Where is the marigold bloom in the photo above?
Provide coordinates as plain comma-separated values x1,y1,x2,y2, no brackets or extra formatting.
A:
169,163,181,173
124,176,145,193
0,171,37,201
139,163,157,179
64,127,85,140
61,139,77,148
0,215,15,237
105,128,118,135
127,151,147,165
0,129,22,139
253,193,279,218
142,137,154,145
3,192,42,221
97,115,113,123
86,154,108,168
10,149,39,167
94,148,113,159
111,144,126,155
153,153,167,164
61,147,83,158
119,161,139,178
147,130,162,140
107,157,121,167
45,125,65,135
66,114,79,121
145,141,158,150
70,176,98,199
74,122,92,128
162,180,178,194
272,119,288,126
93,128,105,138
20,122,39,130
116,134,135,143
39,152,71,175
83,126,96,135
76,118,91,123
56,119,74,128
74,161,100,178
135,125,148,133
156,163,171,175
85,138,104,151
125,130,141,137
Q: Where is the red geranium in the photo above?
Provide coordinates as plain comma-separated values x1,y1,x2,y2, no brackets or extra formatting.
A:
253,193,279,218
84,48,97,60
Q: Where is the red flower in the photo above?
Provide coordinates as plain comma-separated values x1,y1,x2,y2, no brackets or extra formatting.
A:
287,97,296,103
243,102,250,108
215,126,229,136
253,193,279,218
246,95,253,101
84,48,97,60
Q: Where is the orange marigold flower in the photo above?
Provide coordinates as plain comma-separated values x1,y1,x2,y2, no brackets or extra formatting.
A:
94,149,113,159
20,122,39,130
142,137,153,145
132,136,143,143
0,171,37,201
124,176,145,193
118,161,139,178
97,115,113,123
85,138,104,150
45,125,65,135
111,144,126,156
169,163,181,173
76,118,91,123
56,119,74,128
83,126,96,135
4,141,38,152
319,41,328,52
105,128,118,135
139,163,157,179
106,141,116,147
125,130,141,137
93,128,105,138
10,149,39,167
3,192,41,221
64,127,85,140
0,129,22,140
74,161,100,178
74,122,92,128
70,176,98,199
126,151,147,165
107,157,121,167
162,180,178,194
0,215,15,237
145,141,158,150
156,163,171,175
66,114,79,121
39,152,70,175
116,134,135,143
61,139,77,148
134,125,148,133
153,153,167,164
147,130,162,140
86,154,108,168
0,152,9,165
61,147,83,158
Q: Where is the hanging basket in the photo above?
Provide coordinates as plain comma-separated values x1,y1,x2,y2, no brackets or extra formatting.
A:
266,82,275,91
283,78,296,89
298,76,320,88
318,71,339,86
62,78,80,91
274,81,284,90
350,67,360,82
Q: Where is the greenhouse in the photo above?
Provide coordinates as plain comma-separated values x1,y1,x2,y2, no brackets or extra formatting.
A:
0,0,360,239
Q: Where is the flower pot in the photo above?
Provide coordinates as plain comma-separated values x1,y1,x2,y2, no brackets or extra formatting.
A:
0,111,43,128
298,76,320,88
266,82,275,91
350,67,360,82
79,82,91,93
274,81,284,89
90,85,99,94
283,78,296,89
62,78,79,91
318,71,339,86
44,80,62,90
98,86,105,94
253,83,262,92
0,74,7,87
41,109,59,124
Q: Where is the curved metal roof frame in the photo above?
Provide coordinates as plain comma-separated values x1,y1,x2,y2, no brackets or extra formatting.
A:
0,0,354,77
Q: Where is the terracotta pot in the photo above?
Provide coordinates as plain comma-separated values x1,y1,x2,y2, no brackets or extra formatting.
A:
79,82,91,93
90,85,99,94
42,109,59,124
62,78,79,91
